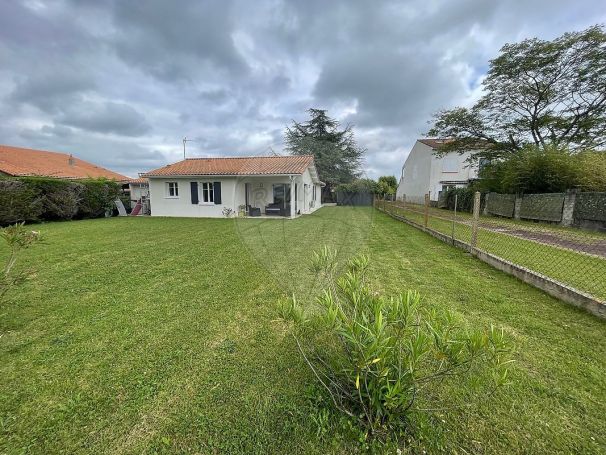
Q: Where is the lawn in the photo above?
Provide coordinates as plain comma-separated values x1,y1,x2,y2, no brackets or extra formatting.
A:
382,202,606,300
1,207,605,454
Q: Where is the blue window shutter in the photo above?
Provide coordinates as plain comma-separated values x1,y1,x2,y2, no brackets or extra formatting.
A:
213,181,222,204
190,182,198,204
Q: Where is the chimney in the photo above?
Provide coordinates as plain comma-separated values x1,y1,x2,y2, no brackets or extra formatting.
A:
68,154,75,166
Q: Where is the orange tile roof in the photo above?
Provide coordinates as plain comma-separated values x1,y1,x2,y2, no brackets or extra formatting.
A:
0,145,129,181
418,138,453,149
143,155,316,177
125,177,148,184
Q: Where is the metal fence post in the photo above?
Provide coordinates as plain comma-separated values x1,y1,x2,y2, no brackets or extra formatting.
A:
424,193,429,228
471,191,481,249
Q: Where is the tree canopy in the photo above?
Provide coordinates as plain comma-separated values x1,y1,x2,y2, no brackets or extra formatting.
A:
477,145,606,194
285,109,365,189
377,175,397,196
429,25,606,160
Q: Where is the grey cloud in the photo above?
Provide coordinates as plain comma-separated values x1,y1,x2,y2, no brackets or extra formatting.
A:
109,0,248,82
58,101,151,137
1,0,605,179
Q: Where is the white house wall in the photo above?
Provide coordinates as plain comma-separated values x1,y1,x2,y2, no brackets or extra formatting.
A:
396,141,433,203
149,171,322,218
397,142,479,202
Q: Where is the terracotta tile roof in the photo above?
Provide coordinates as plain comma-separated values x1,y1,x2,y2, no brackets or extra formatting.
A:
418,138,453,149
0,145,129,181
124,177,148,184
143,155,316,177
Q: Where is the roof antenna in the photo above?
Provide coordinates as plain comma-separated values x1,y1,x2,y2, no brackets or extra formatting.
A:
183,137,196,159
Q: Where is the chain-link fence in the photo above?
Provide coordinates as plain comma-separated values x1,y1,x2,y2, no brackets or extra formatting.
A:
378,193,606,303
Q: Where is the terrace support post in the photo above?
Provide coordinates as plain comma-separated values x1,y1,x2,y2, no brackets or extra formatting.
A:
471,191,481,250
290,176,296,218
561,189,577,227
424,193,429,228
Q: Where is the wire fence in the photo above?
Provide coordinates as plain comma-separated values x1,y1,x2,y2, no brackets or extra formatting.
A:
378,194,606,303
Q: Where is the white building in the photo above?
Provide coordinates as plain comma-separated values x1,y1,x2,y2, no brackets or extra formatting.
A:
396,139,479,202
143,155,323,218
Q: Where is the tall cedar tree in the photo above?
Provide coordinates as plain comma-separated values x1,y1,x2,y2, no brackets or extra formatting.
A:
285,109,364,200
429,25,606,161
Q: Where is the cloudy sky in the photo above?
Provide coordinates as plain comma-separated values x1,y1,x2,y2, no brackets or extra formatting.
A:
1,1,604,179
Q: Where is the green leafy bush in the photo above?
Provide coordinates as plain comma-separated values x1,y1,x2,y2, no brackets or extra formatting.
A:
336,178,379,194
76,179,121,218
0,223,43,302
279,247,512,440
478,144,606,194
441,187,482,212
0,180,42,224
0,177,122,225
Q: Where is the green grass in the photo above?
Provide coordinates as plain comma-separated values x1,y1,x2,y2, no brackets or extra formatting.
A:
384,203,606,300
1,207,605,454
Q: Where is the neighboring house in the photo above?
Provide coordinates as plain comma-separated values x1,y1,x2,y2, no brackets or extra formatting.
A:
125,177,150,209
0,144,129,181
396,139,479,202
143,155,324,218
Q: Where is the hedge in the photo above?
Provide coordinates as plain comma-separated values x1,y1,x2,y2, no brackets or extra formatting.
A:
441,187,485,213
0,177,122,225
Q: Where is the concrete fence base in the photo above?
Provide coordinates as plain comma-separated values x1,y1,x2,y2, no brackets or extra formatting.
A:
379,207,606,320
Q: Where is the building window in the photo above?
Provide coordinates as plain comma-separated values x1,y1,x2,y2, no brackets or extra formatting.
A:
201,182,214,203
442,155,458,173
167,182,179,197
273,183,290,207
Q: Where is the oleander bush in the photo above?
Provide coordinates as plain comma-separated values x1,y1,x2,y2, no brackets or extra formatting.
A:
279,247,512,441
0,222,43,302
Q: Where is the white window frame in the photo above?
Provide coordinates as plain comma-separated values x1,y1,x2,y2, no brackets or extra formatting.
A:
166,181,179,198
199,181,215,204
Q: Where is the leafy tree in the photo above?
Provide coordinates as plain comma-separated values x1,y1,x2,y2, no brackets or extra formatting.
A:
336,178,378,194
477,144,606,193
285,109,365,200
429,25,606,160
377,175,397,197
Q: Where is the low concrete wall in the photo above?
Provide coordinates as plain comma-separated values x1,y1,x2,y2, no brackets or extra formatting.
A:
379,207,606,320
485,191,606,231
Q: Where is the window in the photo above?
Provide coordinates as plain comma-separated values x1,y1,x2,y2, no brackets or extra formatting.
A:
272,183,290,206
442,155,458,173
167,181,179,197
201,182,214,203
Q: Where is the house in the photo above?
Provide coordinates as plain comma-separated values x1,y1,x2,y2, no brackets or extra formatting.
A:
0,145,129,181
124,177,150,209
396,139,479,202
142,155,324,218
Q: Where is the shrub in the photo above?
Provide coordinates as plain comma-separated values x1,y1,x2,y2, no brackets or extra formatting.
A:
279,247,512,440
0,180,42,224
76,179,121,218
477,144,606,194
0,223,43,302
336,178,379,194
0,177,122,225
20,177,80,220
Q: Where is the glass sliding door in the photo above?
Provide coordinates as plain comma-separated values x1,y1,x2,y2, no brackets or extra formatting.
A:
272,184,291,208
